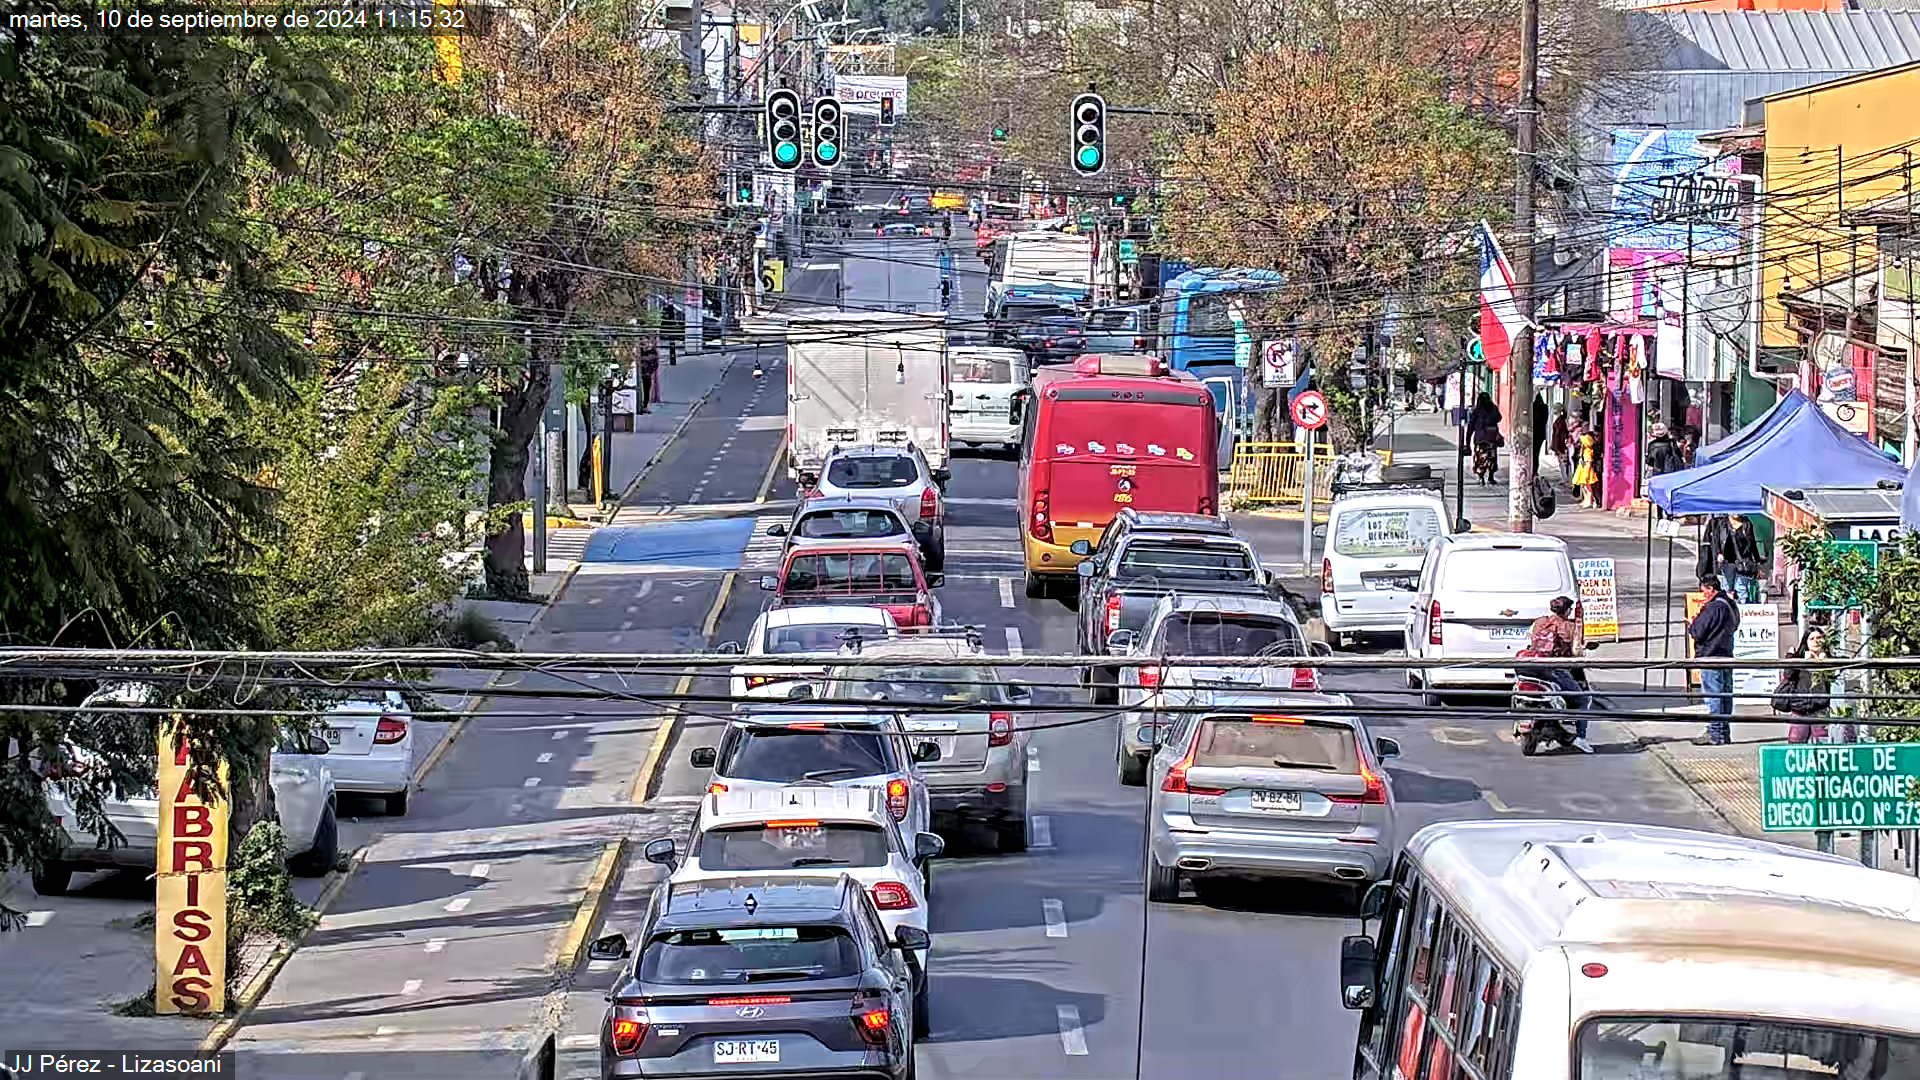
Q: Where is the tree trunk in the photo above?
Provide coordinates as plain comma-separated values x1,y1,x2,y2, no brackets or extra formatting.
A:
484,361,551,601
576,401,594,491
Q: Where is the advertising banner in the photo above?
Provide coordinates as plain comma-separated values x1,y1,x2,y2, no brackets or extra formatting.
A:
1733,603,1781,703
1573,557,1619,641
834,75,908,118
156,728,228,1014
1608,128,1743,255
1601,388,1640,510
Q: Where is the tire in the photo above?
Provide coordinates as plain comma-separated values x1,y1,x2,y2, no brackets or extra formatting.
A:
1146,852,1181,903
1423,690,1445,708
386,788,410,816
32,862,73,896
291,802,339,877
1520,728,1541,757
996,799,1028,854
912,975,931,1039
1117,747,1148,787
1024,572,1048,600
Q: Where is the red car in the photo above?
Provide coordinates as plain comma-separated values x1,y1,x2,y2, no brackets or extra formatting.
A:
761,538,944,628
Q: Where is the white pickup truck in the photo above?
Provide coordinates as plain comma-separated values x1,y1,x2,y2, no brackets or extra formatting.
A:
786,312,951,484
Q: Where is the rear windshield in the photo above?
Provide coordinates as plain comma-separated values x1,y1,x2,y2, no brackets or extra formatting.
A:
697,823,891,871
718,727,895,782
1001,302,1071,323
1156,614,1301,656
764,623,876,653
783,553,918,593
1117,542,1254,582
828,664,1007,705
1193,719,1359,771
953,355,1014,382
827,456,918,488
1046,404,1210,457
1088,308,1139,331
795,508,907,541
1333,506,1443,558
640,925,861,985
1440,549,1568,593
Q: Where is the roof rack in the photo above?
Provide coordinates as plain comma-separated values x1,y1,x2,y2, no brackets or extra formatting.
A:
1330,477,1447,499
841,624,984,652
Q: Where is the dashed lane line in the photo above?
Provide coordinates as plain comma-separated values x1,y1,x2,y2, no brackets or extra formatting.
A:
425,938,446,954
1026,745,1041,773
470,863,490,879
999,576,1015,608
1057,1004,1089,1055
1030,815,1053,849
1005,626,1024,657
400,979,422,995
445,897,470,913
1042,898,1068,938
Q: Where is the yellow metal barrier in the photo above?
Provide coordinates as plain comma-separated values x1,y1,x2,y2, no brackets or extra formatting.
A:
1228,442,1392,504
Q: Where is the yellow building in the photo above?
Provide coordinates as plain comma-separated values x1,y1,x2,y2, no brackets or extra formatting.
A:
1759,61,1920,350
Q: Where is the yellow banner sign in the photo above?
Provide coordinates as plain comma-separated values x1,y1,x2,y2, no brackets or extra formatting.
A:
156,729,229,1015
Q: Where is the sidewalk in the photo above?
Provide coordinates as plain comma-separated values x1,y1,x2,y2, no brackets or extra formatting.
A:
580,348,737,519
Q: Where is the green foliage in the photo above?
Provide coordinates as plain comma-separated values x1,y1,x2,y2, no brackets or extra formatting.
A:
226,819,314,1001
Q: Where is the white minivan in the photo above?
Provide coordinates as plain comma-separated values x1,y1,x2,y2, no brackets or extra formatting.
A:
947,346,1030,451
1404,533,1576,705
1320,489,1451,647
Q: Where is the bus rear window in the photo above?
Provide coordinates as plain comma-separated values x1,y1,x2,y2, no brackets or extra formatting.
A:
1577,1017,1920,1079
1045,404,1210,456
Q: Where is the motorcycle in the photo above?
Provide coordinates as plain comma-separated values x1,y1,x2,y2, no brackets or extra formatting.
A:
1510,647,1587,756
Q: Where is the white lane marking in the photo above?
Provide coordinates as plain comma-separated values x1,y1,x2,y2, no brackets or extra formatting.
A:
560,1033,600,1050
507,801,526,816
445,897,470,913
620,620,634,631
626,605,639,615
425,938,447,954
1026,745,1040,773
344,1072,366,1080
587,597,603,606
637,580,654,599
609,634,623,645
1057,1004,1089,1055
999,576,1015,608
470,863,490,879
401,979,422,995
552,730,568,740
488,833,507,844
25,910,53,927
1030,815,1053,849
536,752,554,764
523,776,541,788
673,596,686,604
1005,627,1024,658
1042,898,1068,938
374,1026,399,1037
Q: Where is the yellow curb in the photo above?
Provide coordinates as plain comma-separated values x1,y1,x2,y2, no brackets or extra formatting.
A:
549,838,628,977
521,513,594,529
198,846,370,1054
631,571,736,805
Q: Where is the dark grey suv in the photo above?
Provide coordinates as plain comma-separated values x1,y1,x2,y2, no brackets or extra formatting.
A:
590,875,927,1080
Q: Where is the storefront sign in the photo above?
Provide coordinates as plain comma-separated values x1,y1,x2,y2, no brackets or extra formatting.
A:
1732,603,1780,703
1573,557,1619,640
1601,388,1640,510
156,730,228,1014
1608,129,1743,254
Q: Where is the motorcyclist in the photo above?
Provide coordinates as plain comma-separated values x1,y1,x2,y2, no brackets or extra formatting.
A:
1524,595,1594,753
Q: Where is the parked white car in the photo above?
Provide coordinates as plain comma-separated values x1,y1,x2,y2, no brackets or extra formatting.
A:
1319,486,1451,646
319,689,415,815
1405,532,1578,705
34,686,340,895
723,605,899,702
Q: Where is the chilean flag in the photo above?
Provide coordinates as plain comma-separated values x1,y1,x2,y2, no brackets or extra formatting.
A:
1477,220,1529,371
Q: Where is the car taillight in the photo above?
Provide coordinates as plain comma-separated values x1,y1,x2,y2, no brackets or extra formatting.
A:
1105,593,1123,635
708,781,728,795
1044,337,1056,348
744,674,775,689
1134,336,1146,350
1321,558,1334,595
1138,666,1161,689
609,1013,647,1056
1292,666,1320,690
989,712,1013,747
1428,600,1443,646
1329,741,1388,805
1030,493,1051,541
374,715,408,744
1161,739,1224,796
871,880,917,910
920,486,938,521
886,777,909,821
855,998,892,1047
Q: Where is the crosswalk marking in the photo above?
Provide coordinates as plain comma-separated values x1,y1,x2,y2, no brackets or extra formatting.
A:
532,525,594,565
742,513,789,569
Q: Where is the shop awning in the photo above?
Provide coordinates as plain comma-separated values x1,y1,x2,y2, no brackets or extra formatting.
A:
1693,388,1805,466
1650,390,1904,514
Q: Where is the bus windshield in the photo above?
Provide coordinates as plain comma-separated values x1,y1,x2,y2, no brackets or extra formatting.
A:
1577,1017,1920,1079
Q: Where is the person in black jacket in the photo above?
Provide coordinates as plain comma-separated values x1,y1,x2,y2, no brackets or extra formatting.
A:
1688,576,1741,745
1696,514,1764,602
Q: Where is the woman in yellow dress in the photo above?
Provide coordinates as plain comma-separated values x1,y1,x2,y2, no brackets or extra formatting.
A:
1571,425,1600,509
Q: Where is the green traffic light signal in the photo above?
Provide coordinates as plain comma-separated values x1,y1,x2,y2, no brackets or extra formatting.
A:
1077,145,1101,169
775,142,798,164
819,142,837,161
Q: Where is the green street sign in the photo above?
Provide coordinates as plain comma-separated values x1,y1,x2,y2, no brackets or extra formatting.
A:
1118,239,1138,264
1758,743,1920,831
1077,212,1094,230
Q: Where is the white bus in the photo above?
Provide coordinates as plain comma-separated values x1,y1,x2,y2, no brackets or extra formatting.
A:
1341,819,1920,1080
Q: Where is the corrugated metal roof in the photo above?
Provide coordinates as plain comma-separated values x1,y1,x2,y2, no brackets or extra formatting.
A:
1636,10,1920,71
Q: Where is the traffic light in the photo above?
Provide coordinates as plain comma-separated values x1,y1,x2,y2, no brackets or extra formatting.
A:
1111,192,1131,209
878,95,896,127
811,96,843,170
734,173,754,205
990,123,1008,142
1069,92,1106,177
765,89,801,170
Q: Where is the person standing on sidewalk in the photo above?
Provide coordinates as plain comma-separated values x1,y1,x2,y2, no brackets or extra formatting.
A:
1777,627,1833,744
1531,394,1549,473
1571,423,1601,509
636,337,660,414
1468,392,1503,485
1689,576,1740,745
1548,404,1572,484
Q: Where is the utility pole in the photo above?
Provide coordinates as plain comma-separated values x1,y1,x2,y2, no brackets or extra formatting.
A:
1507,0,1539,532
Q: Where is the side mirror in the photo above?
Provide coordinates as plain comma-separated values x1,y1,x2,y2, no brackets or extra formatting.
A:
1340,934,1379,1011
1585,640,1601,651
1358,879,1390,921
587,932,631,962
1106,629,1138,653
1309,640,1335,658
787,683,816,699
759,575,778,591
1008,684,1033,704
303,733,332,755
914,831,945,861
1069,539,1093,556
643,837,679,866
925,573,946,588
1312,524,1327,539
912,740,942,763
1076,561,1096,579
894,925,932,951
717,641,743,655
1375,737,1402,761
766,523,789,536
689,747,717,769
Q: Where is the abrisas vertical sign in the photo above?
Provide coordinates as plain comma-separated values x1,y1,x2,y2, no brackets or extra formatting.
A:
156,729,229,1014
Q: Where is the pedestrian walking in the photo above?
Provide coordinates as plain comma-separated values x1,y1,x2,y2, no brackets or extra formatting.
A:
1531,394,1549,471
636,337,660,414
1571,424,1600,508
1644,422,1682,519
1468,392,1503,485
1775,627,1835,744
1688,576,1740,745
1548,404,1572,485
1697,514,1764,602
662,304,682,366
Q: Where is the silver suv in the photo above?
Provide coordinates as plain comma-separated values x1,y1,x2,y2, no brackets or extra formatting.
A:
822,633,1032,852
811,445,948,572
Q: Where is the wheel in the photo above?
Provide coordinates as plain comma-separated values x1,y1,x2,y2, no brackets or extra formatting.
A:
1519,728,1541,757
1146,852,1180,903
1423,690,1445,708
1117,747,1148,787
386,788,410,816
1024,572,1047,600
996,806,1028,853
912,975,931,1038
1004,443,1018,454
31,862,73,896
291,802,339,877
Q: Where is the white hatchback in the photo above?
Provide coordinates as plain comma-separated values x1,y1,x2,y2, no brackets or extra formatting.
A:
1404,533,1577,704
319,689,415,815
723,605,898,702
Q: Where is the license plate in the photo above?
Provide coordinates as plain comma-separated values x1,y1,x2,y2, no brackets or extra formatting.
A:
1487,626,1530,641
904,719,960,733
714,1040,779,1064
1366,576,1415,591
323,727,345,745
1250,789,1303,812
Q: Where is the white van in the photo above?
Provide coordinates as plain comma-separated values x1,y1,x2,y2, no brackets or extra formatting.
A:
948,346,1030,450
1404,533,1575,704
1320,488,1451,647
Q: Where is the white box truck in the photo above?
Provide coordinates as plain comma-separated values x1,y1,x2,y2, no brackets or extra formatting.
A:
786,312,951,483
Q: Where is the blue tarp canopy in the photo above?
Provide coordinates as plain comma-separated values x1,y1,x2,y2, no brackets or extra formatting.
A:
1693,388,1804,466
1649,391,1904,514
